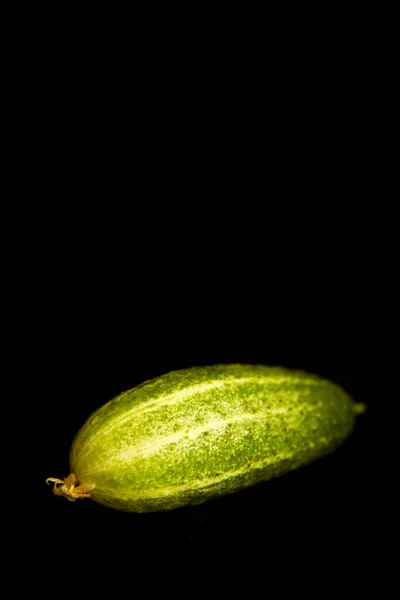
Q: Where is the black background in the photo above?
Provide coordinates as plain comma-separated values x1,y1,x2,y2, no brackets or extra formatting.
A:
24,100,397,588
31,205,397,578
13,14,397,590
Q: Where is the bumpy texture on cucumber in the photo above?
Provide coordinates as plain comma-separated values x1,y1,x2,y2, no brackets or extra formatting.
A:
48,364,365,512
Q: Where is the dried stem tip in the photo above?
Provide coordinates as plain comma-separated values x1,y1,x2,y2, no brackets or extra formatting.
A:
46,473,95,502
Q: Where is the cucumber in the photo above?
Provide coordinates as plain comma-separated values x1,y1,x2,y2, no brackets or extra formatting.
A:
47,364,365,512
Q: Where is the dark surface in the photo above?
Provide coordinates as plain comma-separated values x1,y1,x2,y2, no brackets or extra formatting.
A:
22,203,397,596
20,160,396,588
10,9,398,595
19,30,396,579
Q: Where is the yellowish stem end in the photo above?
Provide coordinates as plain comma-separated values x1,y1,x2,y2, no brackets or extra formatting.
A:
353,402,367,415
46,473,95,502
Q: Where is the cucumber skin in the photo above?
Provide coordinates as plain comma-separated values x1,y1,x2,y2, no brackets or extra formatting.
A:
70,365,359,512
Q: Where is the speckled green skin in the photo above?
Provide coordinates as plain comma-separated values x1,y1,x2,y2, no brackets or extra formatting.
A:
70,365,360,512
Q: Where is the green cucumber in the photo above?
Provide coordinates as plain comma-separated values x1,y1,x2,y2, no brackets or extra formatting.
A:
47,364,365,512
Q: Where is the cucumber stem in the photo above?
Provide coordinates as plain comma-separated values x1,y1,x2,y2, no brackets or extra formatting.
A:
46,473,95,502
353,403,367,415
